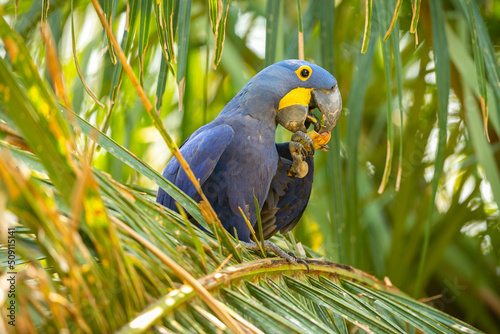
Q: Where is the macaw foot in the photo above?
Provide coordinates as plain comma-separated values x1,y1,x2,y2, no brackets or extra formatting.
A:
241,240,310,272
288,131,315,178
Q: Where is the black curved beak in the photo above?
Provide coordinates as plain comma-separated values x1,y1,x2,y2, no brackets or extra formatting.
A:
310,86,342,134
276,86,342,134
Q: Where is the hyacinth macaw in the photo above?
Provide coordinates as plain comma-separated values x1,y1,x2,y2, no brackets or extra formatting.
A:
157,59,341,263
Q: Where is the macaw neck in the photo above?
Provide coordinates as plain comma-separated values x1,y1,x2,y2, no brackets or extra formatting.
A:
218,82,278,133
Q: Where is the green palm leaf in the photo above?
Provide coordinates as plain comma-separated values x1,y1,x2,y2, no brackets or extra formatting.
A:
1,0,498,333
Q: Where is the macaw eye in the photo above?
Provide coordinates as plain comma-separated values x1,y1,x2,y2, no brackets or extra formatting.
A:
295,65,312,81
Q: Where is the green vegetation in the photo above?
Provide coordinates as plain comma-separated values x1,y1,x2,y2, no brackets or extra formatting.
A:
0,0,499,333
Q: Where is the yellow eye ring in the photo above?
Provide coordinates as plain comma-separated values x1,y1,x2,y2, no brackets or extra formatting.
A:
295,65,312,81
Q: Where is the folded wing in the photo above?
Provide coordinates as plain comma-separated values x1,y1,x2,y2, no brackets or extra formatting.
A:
156,124,235,210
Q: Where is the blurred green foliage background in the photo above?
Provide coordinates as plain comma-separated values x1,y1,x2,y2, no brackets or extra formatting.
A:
1,0,500,332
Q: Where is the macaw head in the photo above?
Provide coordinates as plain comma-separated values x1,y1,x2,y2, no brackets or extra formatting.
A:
245,60,341,143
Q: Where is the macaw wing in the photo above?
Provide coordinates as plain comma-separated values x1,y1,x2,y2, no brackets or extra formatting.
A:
260,143,314,239
156,124,234,210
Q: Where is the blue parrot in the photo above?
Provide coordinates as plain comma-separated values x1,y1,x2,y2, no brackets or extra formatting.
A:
157,60,341,262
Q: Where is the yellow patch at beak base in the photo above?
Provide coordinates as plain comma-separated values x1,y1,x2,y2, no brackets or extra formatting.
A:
278,87,313,110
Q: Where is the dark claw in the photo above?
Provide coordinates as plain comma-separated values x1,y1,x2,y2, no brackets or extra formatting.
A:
287,251,309,272
241,241,309,271
306,113,322,132
297,259,310,273
291,131,315,155
319,144,330,151
314,120,321,133
289,141,307,157
291,131,314,155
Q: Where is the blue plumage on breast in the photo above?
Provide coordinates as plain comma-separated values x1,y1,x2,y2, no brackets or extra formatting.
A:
259,143,314,239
